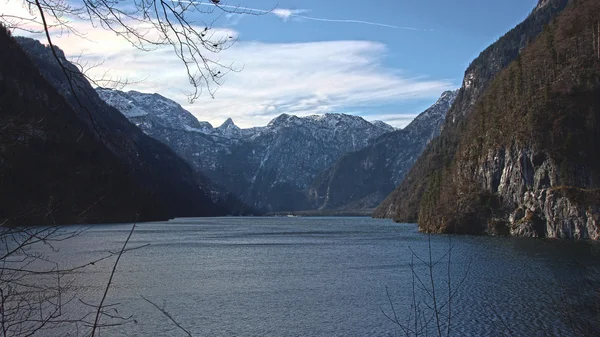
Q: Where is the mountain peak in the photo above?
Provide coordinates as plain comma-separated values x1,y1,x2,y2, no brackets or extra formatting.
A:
439,89,459,102
404,89,459,132
267,113,297,127
371,120,395,132
218,117,238,130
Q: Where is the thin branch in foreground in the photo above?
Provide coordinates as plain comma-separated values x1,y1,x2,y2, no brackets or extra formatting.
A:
141,295,193,337
90,221,137,337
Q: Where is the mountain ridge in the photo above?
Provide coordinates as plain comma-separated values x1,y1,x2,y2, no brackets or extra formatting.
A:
97,88,395,211
307,89,458,211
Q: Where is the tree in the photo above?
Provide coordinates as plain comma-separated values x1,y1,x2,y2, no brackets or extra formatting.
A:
1,0,268,102
0,222,146,336
382,236,471,337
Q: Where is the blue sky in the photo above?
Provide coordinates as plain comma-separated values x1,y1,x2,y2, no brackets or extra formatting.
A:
214,0,538,125
7,0,540,128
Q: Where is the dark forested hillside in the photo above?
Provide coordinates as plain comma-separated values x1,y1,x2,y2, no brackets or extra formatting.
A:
0,27,244,226
376,0,600,239
374,0,569,222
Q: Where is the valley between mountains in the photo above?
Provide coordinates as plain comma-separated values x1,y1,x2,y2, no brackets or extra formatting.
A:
2,0,599,240
96,88,456,214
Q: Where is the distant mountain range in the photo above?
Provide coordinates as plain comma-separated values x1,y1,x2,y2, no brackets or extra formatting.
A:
98,87,400,211
2,22,456,223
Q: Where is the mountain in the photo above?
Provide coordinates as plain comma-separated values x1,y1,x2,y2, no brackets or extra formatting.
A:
96,88,394,211
219,113,394,211
374,0,600,239
308,90,458,211
97,88,233,172
0,30,245,226
374,0,569,222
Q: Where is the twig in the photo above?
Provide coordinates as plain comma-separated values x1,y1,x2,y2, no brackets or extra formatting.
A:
90,221,137,336
141,296,192,337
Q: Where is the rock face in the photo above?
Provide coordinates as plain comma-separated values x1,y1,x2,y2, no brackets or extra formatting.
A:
228,113,394,211
96,88,394,211
374,0,569,222
461,146,600,239
96,88,237,172
375,0,600,240
1,31,246,226
307,90,458,211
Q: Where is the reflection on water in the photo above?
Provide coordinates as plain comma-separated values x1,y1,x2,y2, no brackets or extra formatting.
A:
29,217,600,336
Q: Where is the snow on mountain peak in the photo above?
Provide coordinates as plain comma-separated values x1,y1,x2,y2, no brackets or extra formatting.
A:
371,120,396,132
97,88,212,134
96,88,149,118
266,113,393,132
218,117,238,129
535,0,550,10
216,117,246,138
438,89,460,104
97,89,397,146
404,89,459,132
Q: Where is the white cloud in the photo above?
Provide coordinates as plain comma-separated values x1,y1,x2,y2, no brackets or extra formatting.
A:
176,40,452,127
38,37,453,127
4,1,452,128
186,2,413,30
271,9,310,22
365,113,421,129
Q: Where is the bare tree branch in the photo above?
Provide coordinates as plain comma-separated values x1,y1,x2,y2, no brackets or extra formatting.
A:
141,296,193,337
90,221,137,336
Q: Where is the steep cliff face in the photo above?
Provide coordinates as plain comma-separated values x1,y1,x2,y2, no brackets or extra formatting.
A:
308,90,457,211
0,31,244,226
468,147,600,239
374,0,569,222
377,0,600,239
96,88,394,211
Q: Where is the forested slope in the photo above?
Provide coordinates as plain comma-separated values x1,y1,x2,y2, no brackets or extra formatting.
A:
374,0,569,221
0,27,241,225
376,0,600,239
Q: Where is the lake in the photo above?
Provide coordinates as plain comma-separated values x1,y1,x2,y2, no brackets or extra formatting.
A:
26,217,600,336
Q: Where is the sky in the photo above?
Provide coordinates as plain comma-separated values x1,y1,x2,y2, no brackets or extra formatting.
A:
6,0,540,128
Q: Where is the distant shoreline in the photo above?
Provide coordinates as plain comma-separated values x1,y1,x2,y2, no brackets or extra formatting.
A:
265,209,374,217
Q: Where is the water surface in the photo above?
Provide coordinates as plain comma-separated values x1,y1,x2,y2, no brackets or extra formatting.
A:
38,217,600,336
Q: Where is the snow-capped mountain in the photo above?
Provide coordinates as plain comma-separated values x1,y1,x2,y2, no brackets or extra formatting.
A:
97,88,394,211
308,90,459,211
97,88,236,172
225,112,396,211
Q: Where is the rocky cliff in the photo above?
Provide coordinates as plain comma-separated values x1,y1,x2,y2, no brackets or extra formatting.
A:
374,0,569,222
375,0,600,239
307,90,457,211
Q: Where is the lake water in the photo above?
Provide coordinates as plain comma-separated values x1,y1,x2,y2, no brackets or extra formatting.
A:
28,217,600,336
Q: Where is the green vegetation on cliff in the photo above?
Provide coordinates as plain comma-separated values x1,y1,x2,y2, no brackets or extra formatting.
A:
375,0,600,238
374,0,570,223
